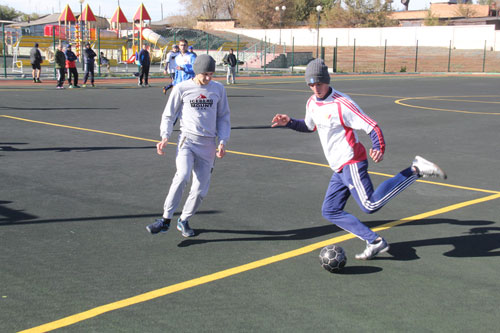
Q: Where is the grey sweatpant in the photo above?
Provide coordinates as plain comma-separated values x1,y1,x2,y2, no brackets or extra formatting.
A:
163,133,216,222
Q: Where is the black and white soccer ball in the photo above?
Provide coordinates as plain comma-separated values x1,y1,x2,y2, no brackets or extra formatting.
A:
319,245,347,273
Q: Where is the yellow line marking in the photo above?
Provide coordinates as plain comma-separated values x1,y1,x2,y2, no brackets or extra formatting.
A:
2,115,498,194
229,86,405,99
424,98,500,104
395,96,500,115
0,115,177,146
19,192,500,333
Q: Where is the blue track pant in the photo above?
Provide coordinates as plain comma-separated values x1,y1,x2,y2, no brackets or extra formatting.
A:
321,159,418,243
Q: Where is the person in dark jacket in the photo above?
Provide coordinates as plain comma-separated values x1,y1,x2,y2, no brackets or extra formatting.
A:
224,48,237,84
65,44,79,88
54,43,66,89
138,44,151,87
29,43,43,83
82,43,97,87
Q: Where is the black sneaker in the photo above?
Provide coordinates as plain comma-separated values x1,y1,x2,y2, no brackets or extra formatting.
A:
36,78,42,83
146,218,170,234
177,218,195,237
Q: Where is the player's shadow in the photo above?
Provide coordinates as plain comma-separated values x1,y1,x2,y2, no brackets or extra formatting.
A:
177,218,498,260
382,227,500,261
337,266,383,274
0,145,155,153
0,200,220,225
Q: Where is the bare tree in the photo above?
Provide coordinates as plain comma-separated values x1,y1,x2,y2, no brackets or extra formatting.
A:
181,0,223,19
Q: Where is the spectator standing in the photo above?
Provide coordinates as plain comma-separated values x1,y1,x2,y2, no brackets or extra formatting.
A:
138,44,151,87
65,44,80,88
82,43,97,87
225,48,237,85
29,43,42,83
54,44,66,89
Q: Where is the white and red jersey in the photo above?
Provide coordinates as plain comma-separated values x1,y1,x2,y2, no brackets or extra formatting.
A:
304,89,383,172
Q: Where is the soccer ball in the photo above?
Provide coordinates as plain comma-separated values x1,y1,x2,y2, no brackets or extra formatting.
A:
319,245,346,273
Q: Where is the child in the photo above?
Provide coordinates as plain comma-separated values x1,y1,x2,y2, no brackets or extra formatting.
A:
147,55,231,237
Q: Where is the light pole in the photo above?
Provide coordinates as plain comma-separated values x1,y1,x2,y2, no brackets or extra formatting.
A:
275,5,286,45
316,5,322,58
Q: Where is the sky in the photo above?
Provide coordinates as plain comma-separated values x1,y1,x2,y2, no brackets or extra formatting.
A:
1,0,185,21
2,0,436,21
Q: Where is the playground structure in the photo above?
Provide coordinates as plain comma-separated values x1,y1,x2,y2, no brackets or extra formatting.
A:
7,3,180,74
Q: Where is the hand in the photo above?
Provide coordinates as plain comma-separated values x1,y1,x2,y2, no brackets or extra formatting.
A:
156,138,168,155
271,114,290,127
216,143,225,159
369,148,384,163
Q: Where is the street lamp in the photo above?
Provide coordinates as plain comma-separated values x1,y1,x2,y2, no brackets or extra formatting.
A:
275,5,286,45
316,5,322,58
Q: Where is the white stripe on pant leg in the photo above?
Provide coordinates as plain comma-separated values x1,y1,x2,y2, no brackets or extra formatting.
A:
350,163,418,211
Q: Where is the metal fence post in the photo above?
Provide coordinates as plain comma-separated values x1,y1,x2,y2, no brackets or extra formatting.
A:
415,40,418,72
291,36,295,73
264,38,267,74
97,28,101,76
353,38,356,72
383,39,387,73
333,37,338,73
2,24,7,78
53,32,56,79
447,40,451,72
236,34,240,74
482,40,486,72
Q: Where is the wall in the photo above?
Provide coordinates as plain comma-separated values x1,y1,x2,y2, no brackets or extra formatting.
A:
224,25,498,51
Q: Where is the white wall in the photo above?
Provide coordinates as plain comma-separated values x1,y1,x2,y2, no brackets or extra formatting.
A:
225,25,498,51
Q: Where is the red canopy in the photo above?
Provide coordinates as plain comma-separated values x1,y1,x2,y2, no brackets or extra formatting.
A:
58,4,76,22
133,3,151,21
111,6,128,23
79,4,96,22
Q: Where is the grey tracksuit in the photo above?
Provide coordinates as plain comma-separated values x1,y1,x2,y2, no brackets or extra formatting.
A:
160,79,231,221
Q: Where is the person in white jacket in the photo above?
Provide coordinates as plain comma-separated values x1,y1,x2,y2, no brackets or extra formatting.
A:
271,59,447,260
147,54,231,237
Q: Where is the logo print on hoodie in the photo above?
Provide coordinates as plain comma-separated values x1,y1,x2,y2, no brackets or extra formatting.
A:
190,94,213,109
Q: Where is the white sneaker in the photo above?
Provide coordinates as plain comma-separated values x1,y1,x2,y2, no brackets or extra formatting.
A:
355,238,389,260
412,155,447,179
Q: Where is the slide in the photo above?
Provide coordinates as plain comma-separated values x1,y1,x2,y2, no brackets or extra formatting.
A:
141,28,169,48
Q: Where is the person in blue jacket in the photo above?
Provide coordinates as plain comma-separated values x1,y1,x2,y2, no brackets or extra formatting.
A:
82,43,96,87
162,39,196,94
138,44,151,87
